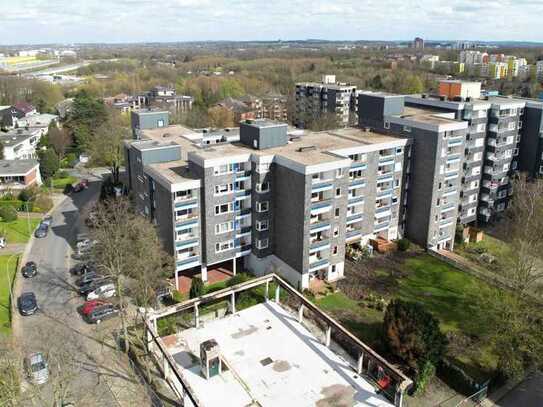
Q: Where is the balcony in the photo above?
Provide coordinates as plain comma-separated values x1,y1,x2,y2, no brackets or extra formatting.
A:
175,238,199,250
176,255,200,270
448,138,463,147
346,229,363,241
175,213,198,223
235,208,252,220
175,200,199,210
235,226,252,237
309,239,330,253
346,213,364,225
349,179,366,189
309,258,329,272
235,189,251,199
350,162,368,171
311,183,333,194
310,200,332,216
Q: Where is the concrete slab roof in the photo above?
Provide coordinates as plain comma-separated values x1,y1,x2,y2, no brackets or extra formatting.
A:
0,159,38,175
168,301,393,407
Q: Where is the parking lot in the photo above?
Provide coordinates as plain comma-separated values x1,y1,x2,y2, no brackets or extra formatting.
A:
14,177,150,406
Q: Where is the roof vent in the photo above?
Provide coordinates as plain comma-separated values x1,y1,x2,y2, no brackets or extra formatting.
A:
297,146,316,152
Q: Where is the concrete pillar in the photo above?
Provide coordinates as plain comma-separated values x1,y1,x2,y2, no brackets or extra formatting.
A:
357,353,364,375
298,304,304,323
275,285,280,303
175,270,179,291
394,387,404,407
325,326,332,348
265,281,269,302
194,303,200,328
163,354,170,378
233,257,237,276
231,292,236,314
201,265,208,282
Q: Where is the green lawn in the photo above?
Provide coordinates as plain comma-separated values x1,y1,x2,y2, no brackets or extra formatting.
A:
317,253,500,381
50,176,77,190
456,235,513,272
0,218,42,244
0,255,20,335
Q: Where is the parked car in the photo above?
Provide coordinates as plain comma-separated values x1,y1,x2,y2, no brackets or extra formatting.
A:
18,292,38,316
87,303,119,324
72,179,89,193
81,299,110,316
71,262,96,276
34,224,49,239
78,278,110,296
0,236,6,249
75,270,100,286
21,261,38,278
76,238,96,258
41,215,53,227
87,283,116,300
24,352,49,385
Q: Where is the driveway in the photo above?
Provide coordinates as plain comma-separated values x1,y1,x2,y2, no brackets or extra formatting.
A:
498,373,543,406
14,177,150,406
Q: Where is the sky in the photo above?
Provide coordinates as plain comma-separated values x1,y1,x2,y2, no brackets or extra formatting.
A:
1,0,542,45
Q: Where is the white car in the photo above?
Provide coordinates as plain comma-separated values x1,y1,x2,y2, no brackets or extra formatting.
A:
24,352,49,385
87,283,116,300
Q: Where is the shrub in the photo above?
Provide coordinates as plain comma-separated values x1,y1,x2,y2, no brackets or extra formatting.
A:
414,360,436,395
56,170,70,179
383,300,447,388
0,205,18,222
226,273,251,287
32,195,54,212
189,277,205,299
65,153,77,166
397,238,411,252
63,183,74,194
18,186,38,202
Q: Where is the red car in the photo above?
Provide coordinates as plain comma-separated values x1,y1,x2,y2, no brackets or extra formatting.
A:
81,299,109,316
73,179,89,193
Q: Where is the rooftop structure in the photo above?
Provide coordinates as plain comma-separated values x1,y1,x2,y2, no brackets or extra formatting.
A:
144,273,412,407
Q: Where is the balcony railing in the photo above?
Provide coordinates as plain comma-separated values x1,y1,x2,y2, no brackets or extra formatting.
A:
308,258,329,271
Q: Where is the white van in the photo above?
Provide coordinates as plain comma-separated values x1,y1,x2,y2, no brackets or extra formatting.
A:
87,283,116,300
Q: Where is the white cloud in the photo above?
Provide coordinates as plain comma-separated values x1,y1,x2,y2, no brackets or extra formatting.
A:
0,0,541,44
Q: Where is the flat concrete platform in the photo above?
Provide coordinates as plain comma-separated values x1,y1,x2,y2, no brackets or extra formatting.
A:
168,301,393,407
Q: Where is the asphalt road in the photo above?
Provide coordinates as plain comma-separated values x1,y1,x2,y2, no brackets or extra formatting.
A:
498,373,543,406
14,178,145,406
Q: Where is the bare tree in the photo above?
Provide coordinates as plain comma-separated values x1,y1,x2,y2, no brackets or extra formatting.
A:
91,198,172,356
47,127,72,160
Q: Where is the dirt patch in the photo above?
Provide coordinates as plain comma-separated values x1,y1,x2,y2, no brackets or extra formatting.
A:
231,325,258,339
316,384,356,407
272,360,291,372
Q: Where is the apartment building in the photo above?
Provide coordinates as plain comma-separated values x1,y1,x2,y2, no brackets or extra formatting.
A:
358,92,468,250
295,75,358,128
537,61,543,82
518,99,543,178
125,119,408,290
403,81,525,224
131,110,170,139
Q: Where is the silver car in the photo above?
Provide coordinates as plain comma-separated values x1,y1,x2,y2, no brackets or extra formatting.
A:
25,352,49,385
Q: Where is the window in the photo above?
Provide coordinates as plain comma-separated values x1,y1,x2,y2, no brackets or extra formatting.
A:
436,198,441,206
331,265,337,273
157,119,164,128
215,221,234,235
176,208,193,218
215,203,233,215
256,182,270,193
256,239,269,249
215,184,233,195
335,208,340,218
214,162,244,176
256,219,269,231
215,240,234,253
336,168,344,178
176,190,192,199
403,125,411,133
332,246,338,255
333,227,339,237
384,121,390,129
335,188,341,197
257,201,269,212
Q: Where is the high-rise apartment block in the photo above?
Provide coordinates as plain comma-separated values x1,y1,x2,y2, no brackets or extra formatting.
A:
413,37,425,49
295,75,358,128
125,119,408,290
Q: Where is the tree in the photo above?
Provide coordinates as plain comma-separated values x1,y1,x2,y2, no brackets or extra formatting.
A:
479,175,543,379
91,198,173,355
305,112,340,131
0,141,4,160
189,277,205,299
0,206,18,222
47,126,72,160
87,114,130,185
66,90,108,152
207,106,235,128
38,148,60,181
383,299,447,391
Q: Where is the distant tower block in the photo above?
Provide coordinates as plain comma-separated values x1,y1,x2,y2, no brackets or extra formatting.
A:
200,339,222,379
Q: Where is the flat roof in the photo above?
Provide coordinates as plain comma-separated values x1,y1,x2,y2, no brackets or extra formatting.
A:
398,106,464,125
168,301,393,407
190,127,405,166
0,159,38,175
0,128,41,146
244,118,287,128
145,160,199,185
